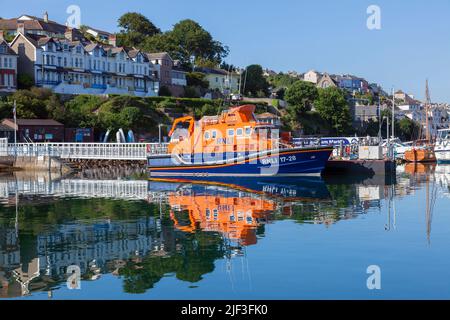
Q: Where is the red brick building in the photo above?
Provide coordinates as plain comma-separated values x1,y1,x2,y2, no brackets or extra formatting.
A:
1,119,64,142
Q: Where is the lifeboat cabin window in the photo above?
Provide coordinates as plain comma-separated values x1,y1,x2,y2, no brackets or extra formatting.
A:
213,209,218,221
245,127,252,136
204,131,210,140
227,129,235,137
236,128,243,136
211,130,217,139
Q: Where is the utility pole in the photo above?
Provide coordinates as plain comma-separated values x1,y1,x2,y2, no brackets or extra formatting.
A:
391,87,395,140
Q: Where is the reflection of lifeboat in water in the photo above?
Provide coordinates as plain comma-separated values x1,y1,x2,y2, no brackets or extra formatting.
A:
148,105,333,177
404,162,436,175
168,186,275,246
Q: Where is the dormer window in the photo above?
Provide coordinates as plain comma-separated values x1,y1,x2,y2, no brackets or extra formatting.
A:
47,43,53,51
76,46,81,54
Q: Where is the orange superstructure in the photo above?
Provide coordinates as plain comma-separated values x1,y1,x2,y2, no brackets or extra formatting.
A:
167,105,279,156
168,190,275,246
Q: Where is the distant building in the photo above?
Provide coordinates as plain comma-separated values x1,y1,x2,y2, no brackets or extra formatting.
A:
317,73,337,89
195,67,240,94
303,70,322,84
171,60,187,86
255,112,281,128
84,27,112,42
0,12,73,38
146,52,173,87
0,123,14,142
394,90,417,104
0,37,18,93
352,105,385,128
333,74,369,94
1,118,64,142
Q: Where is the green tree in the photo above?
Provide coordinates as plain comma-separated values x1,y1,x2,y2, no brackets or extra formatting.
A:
116,12,161,47
168,19,228,67
315,87,352,135
267,73,298,89
242,65,269,97
284,80,318,115
17,74,34,90
186,72,209,89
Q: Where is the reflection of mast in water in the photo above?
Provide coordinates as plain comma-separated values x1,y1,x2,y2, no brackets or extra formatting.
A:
425,169,438,245
385,184,396,231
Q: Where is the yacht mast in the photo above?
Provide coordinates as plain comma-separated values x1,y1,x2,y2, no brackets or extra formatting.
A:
425,79,431,142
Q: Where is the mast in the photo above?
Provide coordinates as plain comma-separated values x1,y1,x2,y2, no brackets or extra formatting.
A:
425,79,431,143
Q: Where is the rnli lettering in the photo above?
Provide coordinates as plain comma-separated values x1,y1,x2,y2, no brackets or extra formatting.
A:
216,137,234,144
261,157,278,165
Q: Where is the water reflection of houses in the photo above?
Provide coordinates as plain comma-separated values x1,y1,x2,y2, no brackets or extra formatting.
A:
0,215,170,298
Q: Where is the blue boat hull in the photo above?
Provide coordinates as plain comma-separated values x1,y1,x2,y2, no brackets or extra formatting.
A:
148,147,333,177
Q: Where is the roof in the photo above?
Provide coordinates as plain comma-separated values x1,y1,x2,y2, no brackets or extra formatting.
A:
0,123,14,131
0,16,68,35
256,112,279,119
85,26,112,36
0,40,17,55
195,67,237,76
2,118,64,127
146,52,172,61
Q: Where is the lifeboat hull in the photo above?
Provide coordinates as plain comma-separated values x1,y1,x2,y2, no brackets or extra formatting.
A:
148,147,333,177
404,148,436,163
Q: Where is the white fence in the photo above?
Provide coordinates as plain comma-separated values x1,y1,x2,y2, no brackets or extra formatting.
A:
5,142,169,160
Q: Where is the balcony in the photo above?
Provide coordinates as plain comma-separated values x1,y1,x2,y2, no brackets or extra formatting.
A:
36,80,62,86
91,84,107,90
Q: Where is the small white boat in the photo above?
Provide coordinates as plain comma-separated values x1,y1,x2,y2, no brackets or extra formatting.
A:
435,129,450,163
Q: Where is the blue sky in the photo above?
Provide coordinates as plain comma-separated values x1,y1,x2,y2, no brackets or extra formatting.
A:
2,0,450,102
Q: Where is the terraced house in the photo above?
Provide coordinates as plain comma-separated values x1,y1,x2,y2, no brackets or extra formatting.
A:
0,36,18,93
8,26,159,96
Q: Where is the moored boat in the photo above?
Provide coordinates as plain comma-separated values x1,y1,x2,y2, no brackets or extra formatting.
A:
404,146,436,163
404,80,437,163
434,129,450,163
148,105,333,177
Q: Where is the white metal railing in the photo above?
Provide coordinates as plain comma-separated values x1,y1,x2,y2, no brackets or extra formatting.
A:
0,179,149,200
6,142,169,160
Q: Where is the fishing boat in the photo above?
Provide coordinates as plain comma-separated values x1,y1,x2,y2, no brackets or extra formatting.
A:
404,80,436,163
148,104,333,177
434,128,450,163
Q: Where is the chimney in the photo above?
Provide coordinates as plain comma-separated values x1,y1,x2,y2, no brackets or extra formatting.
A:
108,34,116,47
17,22,25,35
43,11,49,23
65,27,74,41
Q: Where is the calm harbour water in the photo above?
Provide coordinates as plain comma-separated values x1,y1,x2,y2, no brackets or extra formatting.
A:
1,164,450,300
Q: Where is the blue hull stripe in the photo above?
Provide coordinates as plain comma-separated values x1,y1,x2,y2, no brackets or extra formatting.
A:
148,148,332,176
